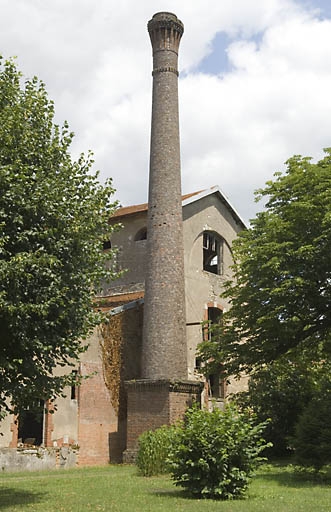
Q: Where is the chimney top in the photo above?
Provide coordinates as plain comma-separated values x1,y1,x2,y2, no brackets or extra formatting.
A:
148,12,184,52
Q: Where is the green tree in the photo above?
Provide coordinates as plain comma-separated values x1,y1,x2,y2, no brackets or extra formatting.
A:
293,372,331,470
0,57,118,416
233,357,316,456
199,151,331,376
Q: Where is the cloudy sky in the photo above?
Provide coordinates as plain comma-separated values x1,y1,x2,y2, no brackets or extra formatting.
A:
1,0,331,222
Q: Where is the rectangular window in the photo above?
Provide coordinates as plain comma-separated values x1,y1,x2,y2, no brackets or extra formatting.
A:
203,233,223,275
71,370,78,400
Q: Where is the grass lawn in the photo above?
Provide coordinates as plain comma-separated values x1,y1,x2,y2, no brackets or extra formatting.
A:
0,463,330,511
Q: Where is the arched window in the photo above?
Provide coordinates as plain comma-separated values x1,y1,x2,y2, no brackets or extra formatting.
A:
134,227,147,241
203,232,223,275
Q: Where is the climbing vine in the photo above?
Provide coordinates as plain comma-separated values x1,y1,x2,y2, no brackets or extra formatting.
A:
99,315,123,414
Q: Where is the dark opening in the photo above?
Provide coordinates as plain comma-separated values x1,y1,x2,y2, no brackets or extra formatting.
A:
71,370,77,400
203,232,223,274
135,227,147,241
103,239,112,251
18,401,44,445
207,307,222,341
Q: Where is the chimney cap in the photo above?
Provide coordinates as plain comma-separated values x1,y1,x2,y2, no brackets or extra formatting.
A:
148,11,184,35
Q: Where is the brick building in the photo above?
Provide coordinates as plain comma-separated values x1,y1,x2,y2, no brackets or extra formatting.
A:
0,13,248,469
0,185,247,466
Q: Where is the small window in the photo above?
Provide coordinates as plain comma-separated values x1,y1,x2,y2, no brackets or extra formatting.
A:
208,372,226,399
71,370,78,400
203,232,223,275
103,239,112,251
135,227,147,241
203,307,222,341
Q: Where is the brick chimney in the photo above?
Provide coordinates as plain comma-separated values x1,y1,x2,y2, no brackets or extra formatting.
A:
142,12,187,380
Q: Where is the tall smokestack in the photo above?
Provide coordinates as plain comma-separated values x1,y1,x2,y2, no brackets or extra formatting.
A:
142,12,187,380
124,13,202,462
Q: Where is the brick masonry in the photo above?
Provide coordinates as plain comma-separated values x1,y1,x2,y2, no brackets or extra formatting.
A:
142,12,187,380
123,379,203,462
77,362,117,466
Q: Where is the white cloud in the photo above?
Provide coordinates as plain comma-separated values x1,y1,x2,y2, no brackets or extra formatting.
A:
1,0,331,221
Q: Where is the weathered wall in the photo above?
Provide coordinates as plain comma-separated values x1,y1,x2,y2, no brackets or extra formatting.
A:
0,413,15,448
51,396,78,446
183,194,242,389
103,211,147,295
0,447,77,472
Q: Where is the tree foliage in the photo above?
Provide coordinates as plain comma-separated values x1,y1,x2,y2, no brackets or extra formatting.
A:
233,357,317,456
199,151,331,375
293,373,331,470
0,57,118,415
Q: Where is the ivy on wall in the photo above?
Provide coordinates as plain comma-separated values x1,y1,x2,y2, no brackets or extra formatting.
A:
99,315,123,414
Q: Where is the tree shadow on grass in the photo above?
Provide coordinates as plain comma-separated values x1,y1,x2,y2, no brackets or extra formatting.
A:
257,466,331,489
0,486,45,510
149,487,193,500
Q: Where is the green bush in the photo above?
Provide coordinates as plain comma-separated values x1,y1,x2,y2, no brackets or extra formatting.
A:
293,377,331,471
136,424,179,476
169,404,270,500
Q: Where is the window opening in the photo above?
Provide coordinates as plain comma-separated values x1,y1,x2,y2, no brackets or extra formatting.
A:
18,400,44,446
203,306,222,341
208,372,226,399
204,306,226,399
135,227,147,241
203,232,223,274
71,370,78,400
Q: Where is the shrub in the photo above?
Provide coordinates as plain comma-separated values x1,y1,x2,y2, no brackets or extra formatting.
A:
293,377,331,471
169,403,270,500
136,424,180,476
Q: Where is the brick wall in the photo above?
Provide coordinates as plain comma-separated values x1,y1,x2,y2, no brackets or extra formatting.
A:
77,362,117,466
124,379,202,461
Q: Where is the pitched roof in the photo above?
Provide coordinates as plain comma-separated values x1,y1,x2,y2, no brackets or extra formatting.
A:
111,186,247,229
111,190,204,219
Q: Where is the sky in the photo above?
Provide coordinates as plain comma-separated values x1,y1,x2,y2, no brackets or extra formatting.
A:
1,0,331,222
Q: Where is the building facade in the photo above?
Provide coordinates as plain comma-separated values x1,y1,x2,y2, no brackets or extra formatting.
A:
0,186,247,468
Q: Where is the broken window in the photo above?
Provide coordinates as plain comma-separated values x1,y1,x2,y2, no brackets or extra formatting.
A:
203,232,223,274
205,307,226,399
208,371,226,399
18,400,44,446
203,306,222,341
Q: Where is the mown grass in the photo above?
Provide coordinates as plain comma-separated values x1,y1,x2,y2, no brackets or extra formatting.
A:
0,462,331,511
